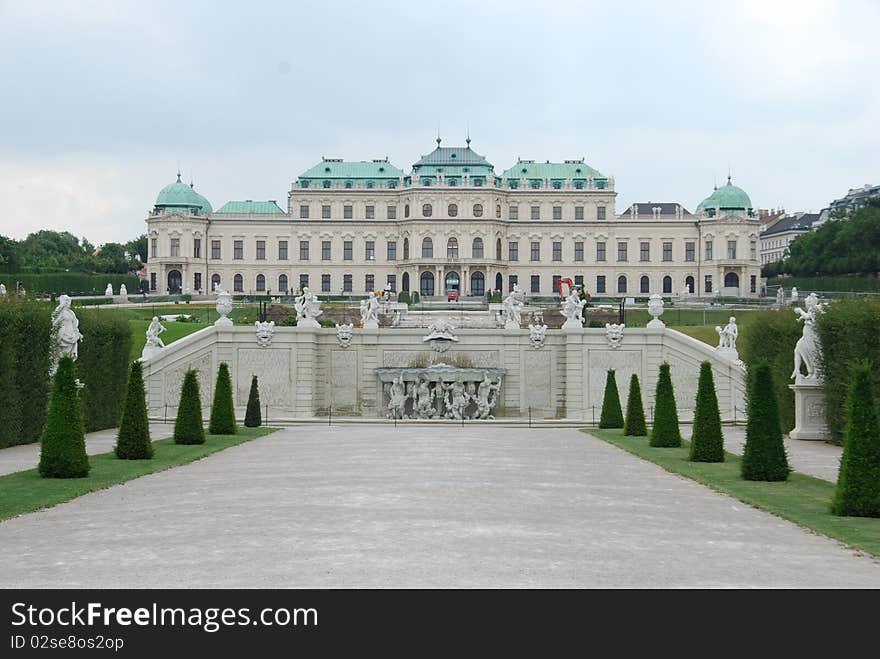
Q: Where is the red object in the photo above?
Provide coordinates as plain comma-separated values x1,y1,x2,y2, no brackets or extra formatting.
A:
447,290,459,301
557,278,574,297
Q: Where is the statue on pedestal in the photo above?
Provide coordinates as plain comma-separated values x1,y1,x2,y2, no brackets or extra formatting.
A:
105,283,113,297
387,375,407,419
792,293,826,382
119,284,127,296
560,288,587,329
294,287,323,328
475,374,502,420
146,316,166,348
359,294,380,329
51,294,83,375
501,284,525,330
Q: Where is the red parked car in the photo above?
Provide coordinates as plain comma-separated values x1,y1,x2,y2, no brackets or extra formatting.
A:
446,289,459,302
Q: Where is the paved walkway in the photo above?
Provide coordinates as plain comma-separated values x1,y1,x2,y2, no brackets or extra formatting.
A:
0,426,876,588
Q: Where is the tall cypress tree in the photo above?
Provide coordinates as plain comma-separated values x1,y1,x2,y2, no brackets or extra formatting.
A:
689,361,724,462
244,375,262,428
115,361,153,459
174,369,205,445
741,361,789,481
39,355,90,478
650,362,681,447
623,373,647,436
209,362,237,435
832,363,880,517
599,369,624,428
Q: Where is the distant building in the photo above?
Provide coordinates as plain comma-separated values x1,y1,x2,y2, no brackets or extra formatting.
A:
816,183,880,227
759,212,820,265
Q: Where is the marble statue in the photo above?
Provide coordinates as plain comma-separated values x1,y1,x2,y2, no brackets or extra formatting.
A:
443,380,469,420
716,317,738,350
255,320,275,347
528,323,548,349
0,283,6,296
146,316,166,348
387,375,407,419
359,294,380,329
475,374,502,420
214,287,233,326
792,293,826,382
423,318,458,352
335,323,353,348
605,323,625,349
790,287,799,304
646,293,665,328
294,286,323,328
560,289,587,329
105,283,113,297
776,287,785,306
119,284,127,296
51,294,83,374
415,376,436,418
501,284,525,330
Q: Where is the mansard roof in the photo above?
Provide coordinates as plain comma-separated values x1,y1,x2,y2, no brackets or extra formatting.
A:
501,159,605,181
298,158,404,180
412,141,493,170
214,200,286,214
618,202,693,219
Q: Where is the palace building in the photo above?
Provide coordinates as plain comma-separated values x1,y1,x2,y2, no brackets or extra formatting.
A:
144,139,762,299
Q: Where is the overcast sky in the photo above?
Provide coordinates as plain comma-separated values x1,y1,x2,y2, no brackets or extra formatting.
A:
1,0,877,244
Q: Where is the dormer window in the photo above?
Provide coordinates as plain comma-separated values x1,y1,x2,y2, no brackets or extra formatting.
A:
324,166,331,173
450,153,457,160
300,181,309,188
344,181,353,189
322,180,331,189
366,181,374,189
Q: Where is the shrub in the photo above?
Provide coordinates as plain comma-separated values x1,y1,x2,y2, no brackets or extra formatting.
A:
77,310,133,432
599,369,624,428
650,362,681,447
115,361,152,460
209,362,237,435
623,373,647,436
174,370,205,445
411,291,420,305
741,361,790,481
832,363,880,517
279,315,297,326
689,361,724,462
244,375,262,428
397,291,411,304
0,319,22,448
38,356,89,478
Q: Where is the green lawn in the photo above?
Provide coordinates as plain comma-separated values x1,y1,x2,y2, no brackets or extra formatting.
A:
584,427,880,557
129,319,210,361
0,426,277,522
669,325,718,346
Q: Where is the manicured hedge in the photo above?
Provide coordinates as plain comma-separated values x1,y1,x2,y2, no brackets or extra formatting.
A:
599,369,624,429
245,375,262,428
209,363,237,435
623,373,647,436
38,356,89,478
174,370,205,445
690,362,724,463
76,310,133,432
650,362,681,448
115,361,153,460
0,273,139,297
742,361,790,482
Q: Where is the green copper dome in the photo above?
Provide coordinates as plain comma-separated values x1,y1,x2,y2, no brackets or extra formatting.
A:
155,174,212,214
697,176,752,214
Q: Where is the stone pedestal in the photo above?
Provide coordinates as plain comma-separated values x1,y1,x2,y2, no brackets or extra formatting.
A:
715,347,739,362
141,345,162,360
789,380,831,441
561,317,583,330
363,319,379,330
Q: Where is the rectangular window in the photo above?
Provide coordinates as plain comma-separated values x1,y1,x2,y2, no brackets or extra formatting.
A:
194,272,202,292
365,241,375,261
322,205,331,219
705,240,714,261
750,240,757,260
705,275,713,293
234,240,243,260
597,206,606,220
509,205,519,220
596,275,606,294
575,206,584,220
552,274,561,293
322,240,331,261
211,240,221,259
509,241,519,262
322,274,331,292
256,240,266,260
640,241,650,262
365,205,374,220
596,242,606,262
387,274,396,292
574,241,584,262
278,240,288,260
727,240,737,259
193,238,201,259
750,275,757,293
299,240,309,260
300,205,309,219
531,206,540,220
344,205,353,219
343,274,352,293
531,275,540,293
617,242,628,262
553,206,562,220
343,241,353,261
662,242,672,262
574,275,584,288
552,241,562,261
150,272,156,291
685,241,695,262
170,238,180,257
530,241,540,262
387,241,397,260
508,274,518,291
300,274,309,290
151,238,158,258
387,205,396,220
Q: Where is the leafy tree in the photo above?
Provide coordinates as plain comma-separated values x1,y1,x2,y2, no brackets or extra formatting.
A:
650,362,681,447
174,370,205,445
244,375,262,427
689,362,724,462
38,356,89,478
832,363,880,517
115,361,153,459
623,373,647,436
599,369,624,428
741,361,790,481
0,235,20,269
124,234,148,265
209,362,237,435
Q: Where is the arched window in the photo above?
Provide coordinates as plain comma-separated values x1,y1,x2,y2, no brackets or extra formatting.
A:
422,203,432,217
402,272,410,292
496,204,501,218
404,204,410,218
422,237,433,258
234,274,243,292
617,275,627,294
496,238,502,260
472,237,484,259
640,275,649,294
471,271,485,296
256,274,266,292
448,203,458,217
663,275,672,294
495,272,503,293
278,274,288,292
211,274,221,292
403,237,409,260
473,203,483,217
366,180,374,189
344,180,353,189
685,275,695,294
447,237,459,258
420,271,435,297
724,272,740,289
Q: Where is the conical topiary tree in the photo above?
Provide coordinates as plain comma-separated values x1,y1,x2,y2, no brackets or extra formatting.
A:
209,362,237,435
174,369,205,445
115,360,153,459
741,361,789,481
599,369,624,428
650,362,681,447
39,355,89,478
244,375,262,428
832,362,880,517
623,373,647,436
689,361,724,462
